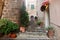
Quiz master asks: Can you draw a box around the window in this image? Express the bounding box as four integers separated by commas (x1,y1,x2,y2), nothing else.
31,4,34,9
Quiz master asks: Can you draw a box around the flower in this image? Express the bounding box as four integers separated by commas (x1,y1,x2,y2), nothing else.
40,1,49,12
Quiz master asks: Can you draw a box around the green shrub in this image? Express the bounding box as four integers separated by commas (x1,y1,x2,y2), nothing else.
0,19,7,28
20,4,29,27
0,18,19,35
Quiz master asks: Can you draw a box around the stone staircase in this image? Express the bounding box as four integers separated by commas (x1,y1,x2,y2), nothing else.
27,26,46,32
15,26,56,40
0,26,56,40
0,32,56,40
16,32,56,40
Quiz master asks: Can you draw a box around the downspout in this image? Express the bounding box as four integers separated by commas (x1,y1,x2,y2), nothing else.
45,1,50,28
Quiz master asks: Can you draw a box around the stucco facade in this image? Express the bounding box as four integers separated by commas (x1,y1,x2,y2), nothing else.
50,0,60,26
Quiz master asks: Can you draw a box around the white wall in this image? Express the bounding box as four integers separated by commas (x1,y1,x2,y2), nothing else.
36,0,44,20
50,0,60,26
26,0,37,20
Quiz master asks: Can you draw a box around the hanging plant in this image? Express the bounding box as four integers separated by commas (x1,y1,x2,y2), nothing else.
40,1,49,12
40,5,46,12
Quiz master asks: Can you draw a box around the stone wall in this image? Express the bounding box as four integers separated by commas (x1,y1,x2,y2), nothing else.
2,0,24,24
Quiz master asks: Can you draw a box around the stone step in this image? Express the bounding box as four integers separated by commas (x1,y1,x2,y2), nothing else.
0,38,57,40
27,26,46,32
16,32,56,40
18,32,46,35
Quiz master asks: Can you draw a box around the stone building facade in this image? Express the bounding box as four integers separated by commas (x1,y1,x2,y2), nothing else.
1,0,24,24
26,0,45,21
26,0,37,20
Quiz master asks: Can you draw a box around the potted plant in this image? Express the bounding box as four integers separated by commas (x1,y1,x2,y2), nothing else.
6,19,19,38
41,1,49,12
46,26,55,38
37,21,44,28
8,32,17,38
20,10,29,32
20,25,26,32
0,18,19,38
20,4,29,32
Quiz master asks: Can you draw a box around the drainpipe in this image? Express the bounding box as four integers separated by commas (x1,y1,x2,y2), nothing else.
44,0,50,28
44,10,49,28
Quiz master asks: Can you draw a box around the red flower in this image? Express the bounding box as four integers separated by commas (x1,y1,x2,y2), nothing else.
40,0,49,12
42,1,49,6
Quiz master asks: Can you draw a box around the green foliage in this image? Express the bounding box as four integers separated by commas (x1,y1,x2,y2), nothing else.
46,26,54,30
0,18,7,28
20,4,29,27
0,18,19,34
37,20,43,25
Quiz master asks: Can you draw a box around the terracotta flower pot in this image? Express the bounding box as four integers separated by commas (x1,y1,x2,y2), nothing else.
8,33,17,38
20,27,25,32
47,30,54,38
